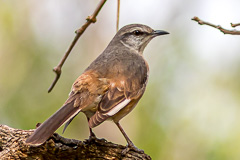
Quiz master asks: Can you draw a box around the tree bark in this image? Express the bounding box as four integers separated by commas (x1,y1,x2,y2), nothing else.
0,125,151,160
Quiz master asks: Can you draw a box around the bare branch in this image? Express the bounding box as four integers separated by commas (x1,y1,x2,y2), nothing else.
231,23,240,28
116,0,120,32
48,0,107,93
192,16,240,35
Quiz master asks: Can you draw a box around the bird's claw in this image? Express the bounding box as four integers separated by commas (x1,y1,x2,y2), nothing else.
88,134,97,142
122,144,144,155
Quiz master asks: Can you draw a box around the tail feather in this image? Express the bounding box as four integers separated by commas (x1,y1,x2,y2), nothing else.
26,100,80,145
62,112,79,134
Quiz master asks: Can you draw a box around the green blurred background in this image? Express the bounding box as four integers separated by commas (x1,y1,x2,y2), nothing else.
1,0,240,159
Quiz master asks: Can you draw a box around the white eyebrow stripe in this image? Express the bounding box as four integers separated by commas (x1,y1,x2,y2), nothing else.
106,99,131,116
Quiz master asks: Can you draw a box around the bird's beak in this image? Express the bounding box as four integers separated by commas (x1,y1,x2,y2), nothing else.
152,30,169,36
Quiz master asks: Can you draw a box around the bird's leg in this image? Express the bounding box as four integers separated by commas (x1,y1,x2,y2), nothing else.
115,122,144,154
89,127,96,140
87,117,97,141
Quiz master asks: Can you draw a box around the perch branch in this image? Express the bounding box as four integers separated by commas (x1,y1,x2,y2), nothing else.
192,16,240,35
48,0,107,93
0,125,151,159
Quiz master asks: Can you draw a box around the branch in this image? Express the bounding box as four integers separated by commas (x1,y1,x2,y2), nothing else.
0,125,151,159
231,23,240,28
192,16,240,35
116,0,120,32
48,0,107,93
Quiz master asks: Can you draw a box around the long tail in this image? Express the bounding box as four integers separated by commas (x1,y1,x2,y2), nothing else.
26,100,81,145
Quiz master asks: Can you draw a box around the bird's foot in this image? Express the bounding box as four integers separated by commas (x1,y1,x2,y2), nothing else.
88,134,97,142
85,134,108,146
87,127,98,142
122,143,144,155
87,132,106,142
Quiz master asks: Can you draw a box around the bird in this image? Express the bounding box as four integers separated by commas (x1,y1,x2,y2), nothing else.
26,24,169,152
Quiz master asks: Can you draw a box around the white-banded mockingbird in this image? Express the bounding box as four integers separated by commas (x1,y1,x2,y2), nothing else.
26,24,169,152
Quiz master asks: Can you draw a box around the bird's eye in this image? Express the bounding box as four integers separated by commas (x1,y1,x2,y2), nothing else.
133,30,143,36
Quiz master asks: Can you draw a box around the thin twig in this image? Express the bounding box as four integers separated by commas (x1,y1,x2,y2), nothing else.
48,0,107,93
192,16,240,35
231,23,240,28
116,0,120,32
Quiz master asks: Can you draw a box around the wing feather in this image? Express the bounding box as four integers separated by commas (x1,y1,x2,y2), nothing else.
88,79,145,128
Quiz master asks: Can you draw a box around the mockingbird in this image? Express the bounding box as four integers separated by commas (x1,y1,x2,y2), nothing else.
26,24,169,152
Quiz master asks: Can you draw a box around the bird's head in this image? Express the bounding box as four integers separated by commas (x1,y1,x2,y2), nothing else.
112,24,169,54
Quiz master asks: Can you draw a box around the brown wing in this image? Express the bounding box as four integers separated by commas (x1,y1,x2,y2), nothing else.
62,70,109,132
26,70,108,145
88,78,146,128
